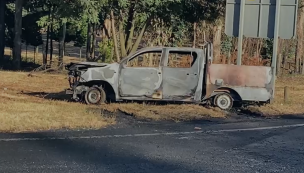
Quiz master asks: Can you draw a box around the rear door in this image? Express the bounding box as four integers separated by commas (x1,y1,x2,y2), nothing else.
161,48,200,100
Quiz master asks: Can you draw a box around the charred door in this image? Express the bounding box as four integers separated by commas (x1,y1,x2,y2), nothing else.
119,50,164,98
161,49,200,101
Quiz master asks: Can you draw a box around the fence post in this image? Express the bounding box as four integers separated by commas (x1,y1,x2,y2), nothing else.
80,47,82,60
284,86,289,103
277,54,282,76
227,50,231,65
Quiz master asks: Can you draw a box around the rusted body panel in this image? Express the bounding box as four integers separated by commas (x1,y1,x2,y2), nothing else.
205,64,273,101
208,64,272,88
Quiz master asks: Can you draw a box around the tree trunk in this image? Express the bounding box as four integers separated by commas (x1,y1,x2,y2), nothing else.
80,47,82,60
58,22,66,68
44,25,50,65
213,24,223,64
130,17,151,54
124,6,136,52
296,0,304,74
34,46,36,61
125,4,135,45
35,46,38,64
0,0,6,63
25,44,28,61
299,0,304,74
90,24,96,59
125,19,135,52
119,20,127,57
13,0,23,70
86,23,92,61
63,41,65,57
50,30,53,66
192,22,197,48
50,7,54,66
110,10,120,62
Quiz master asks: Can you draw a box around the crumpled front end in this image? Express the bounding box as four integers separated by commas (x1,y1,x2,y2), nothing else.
65,62,110,101
65,62,120,102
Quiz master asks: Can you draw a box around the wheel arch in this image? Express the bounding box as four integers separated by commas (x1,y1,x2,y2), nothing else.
212,87,242,102
82,80,116,101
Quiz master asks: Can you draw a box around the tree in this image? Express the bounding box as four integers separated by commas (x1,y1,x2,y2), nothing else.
74,25,87,60
296,0,304,74
104,0,184,61
179,0,225,62
13,0,23,69
58,21,66,68
21,11,43,58
0,0,6,63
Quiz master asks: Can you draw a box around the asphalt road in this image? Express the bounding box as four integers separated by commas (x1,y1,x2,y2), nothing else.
1,115,304,173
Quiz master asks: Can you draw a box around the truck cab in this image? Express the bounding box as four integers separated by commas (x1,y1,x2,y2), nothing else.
65,43,273,110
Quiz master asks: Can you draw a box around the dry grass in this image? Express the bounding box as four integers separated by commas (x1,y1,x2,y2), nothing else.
0,70,225,133
248,75,304,116
2,70,303,133
0,71,115,133
3,48,303,133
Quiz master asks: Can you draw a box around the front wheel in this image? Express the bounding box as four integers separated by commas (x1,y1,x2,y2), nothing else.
214,93,233,110
84,87,106,105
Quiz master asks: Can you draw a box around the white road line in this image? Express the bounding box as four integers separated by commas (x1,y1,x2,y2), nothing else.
1,123,304,142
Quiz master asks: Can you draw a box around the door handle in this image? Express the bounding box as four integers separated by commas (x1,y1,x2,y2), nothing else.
158,72,161,74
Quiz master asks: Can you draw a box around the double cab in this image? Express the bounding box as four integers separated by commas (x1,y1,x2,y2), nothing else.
65,43,273,110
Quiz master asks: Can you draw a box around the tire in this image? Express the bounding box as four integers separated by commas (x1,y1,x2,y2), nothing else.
214,93,233,110
84,87,106,105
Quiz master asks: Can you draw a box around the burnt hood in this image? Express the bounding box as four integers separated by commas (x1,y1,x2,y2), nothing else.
65,62,110,70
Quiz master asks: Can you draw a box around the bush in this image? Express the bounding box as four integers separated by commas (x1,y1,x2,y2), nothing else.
98,39,114,63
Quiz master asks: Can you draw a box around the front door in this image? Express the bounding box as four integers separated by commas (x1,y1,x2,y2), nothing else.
119,49,164,98
161,49,200,100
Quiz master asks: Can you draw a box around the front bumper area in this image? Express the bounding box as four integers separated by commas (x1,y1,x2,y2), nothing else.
65,85,90,102
66,88,74,95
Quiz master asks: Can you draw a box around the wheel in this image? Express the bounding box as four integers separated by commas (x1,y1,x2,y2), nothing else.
84,87,106,105
214,93,233,110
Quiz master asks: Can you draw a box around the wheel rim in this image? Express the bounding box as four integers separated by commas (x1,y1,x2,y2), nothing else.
87,89,101,104
216,94,232,110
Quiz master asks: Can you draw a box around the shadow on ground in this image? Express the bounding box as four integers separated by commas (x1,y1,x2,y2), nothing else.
7,132,203,172
23,90,304,124
24,91,72,102
23,90,209,106
0,55,41,71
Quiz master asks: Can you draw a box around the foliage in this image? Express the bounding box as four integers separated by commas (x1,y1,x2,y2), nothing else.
221,35,233,56
98,39,114,63
2,0,300,70
4,3,14,48
74,25,87,47
22,12,43,46
262,38,273,59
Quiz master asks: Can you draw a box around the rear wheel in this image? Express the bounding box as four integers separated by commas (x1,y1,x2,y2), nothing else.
85,87,106,105
214,93,233,110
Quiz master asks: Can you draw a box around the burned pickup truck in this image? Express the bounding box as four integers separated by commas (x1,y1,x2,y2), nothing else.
65,43,273,110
